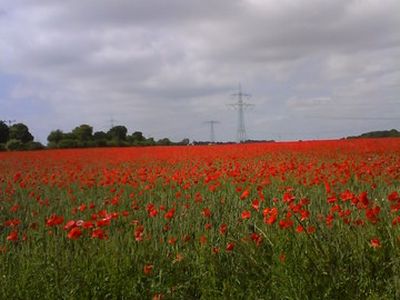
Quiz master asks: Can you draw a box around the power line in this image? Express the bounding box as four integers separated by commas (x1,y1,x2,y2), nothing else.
203,120,220,143
109,116,117,128
229,84,253,143
104,116,119,129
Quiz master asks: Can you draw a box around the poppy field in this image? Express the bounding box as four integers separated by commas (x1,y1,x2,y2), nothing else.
1,139,400,299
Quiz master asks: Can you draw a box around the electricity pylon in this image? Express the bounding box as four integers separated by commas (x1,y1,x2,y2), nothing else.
229,84,253,143
204,120,219,143
109,116,117,129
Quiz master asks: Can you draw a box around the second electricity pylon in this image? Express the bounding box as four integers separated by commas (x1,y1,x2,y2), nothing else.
229,84,253,143
204,120,219,143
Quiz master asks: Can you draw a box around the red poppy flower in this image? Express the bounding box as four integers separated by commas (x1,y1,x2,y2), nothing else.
370,238,381,249
6,231,18,242
240,189,250,200
250,233,262,246
153,293,163,300
279,218,293,229
67,227,82,240
202,207,212,218
199,235,207,245
96,218,111,227
82,221,94,229
92,228,107,240
226,242,235,251
388,191,400,202
251,199,260,211
168,237,177,245
64,220,76,230
241,210,251,220
219,223,228,235
279,252,286,263
164,208,175,220
143,264,153,275
46,215,64,227
307,226,316,234
135,226,145,242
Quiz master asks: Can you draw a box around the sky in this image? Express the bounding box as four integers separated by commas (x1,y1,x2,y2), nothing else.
0,0,399,143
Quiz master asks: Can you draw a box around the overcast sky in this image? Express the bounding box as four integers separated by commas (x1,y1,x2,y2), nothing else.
1,0,399,143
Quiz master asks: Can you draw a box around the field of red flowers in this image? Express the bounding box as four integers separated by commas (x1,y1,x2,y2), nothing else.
1,139,400,299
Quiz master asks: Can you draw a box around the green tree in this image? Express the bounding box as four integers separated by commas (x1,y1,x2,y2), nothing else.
9,123,34,143
107,126,127,141
72,124,93,142
131,131,145,142
0,121,9,143
93,131,109,147
179,138,190,145
58,139,78,148
47,130,64,146
143,137,156,146
157,138,172,146
128,131,146,145
93,131,108,141
62,132,76,140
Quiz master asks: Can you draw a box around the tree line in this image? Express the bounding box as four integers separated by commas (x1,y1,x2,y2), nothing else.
3,120,398,151
0,121,190,151
0,121,44,151
347,129,400,139
47,124,190,148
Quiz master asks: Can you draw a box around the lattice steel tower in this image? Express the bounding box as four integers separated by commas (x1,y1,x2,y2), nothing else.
204,120,219,143
230,84,252,143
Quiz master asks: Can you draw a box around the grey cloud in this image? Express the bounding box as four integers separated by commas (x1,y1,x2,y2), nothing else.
0,0,399,143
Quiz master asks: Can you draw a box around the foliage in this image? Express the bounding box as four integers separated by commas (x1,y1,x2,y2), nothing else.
9,123,34,143
47,124,182,149
131,131,145,142
107,126,127,141
58,139,78,148
47,130,64,145
72,124,93,142
178,138,190,145
348,129,400,139
0,121,9,144
1,122,40,151
25,141,45,151
157,137,172,145
5,139,24,150
93,131,108,141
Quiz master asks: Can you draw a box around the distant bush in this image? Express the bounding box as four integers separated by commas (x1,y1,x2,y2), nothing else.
0,143,5,151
